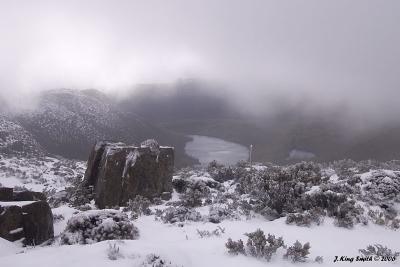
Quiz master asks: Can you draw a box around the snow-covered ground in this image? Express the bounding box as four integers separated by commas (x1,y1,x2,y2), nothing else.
0,157,399,266
0,155,85,192
0,216,400,267
1,210,398,267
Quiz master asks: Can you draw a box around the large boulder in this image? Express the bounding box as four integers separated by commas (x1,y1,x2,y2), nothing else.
0,188,54,245
21,201,54,245
83,140,174,209
13,191,46,201
0,187,13,201
0,205,24,241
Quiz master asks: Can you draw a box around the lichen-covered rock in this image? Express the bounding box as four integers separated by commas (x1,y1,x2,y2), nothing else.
83,140,174,209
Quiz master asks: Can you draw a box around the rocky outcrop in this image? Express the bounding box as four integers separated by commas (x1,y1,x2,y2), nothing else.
0,187,13,201
20,201,54,245
0,188,54,245
12,191,46,201
83,140,174,209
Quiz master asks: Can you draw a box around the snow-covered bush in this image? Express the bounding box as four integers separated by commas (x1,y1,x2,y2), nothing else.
172,177,188,193
65,175,92,207
181,180,210,207
226,238,245,255
286,209,324,226
298,190,346,214
315,256,324,264
46,190,69,208
287,161,322,186
197,226,225,238
141,254,179,267
208,205,238,223
283,240,311,263
123,195,152,218
236,162,322,219
226,229,285,261
333,200,365,228
363,170,400,203
53,213,65,222
246,230,285,261
107,242,124,260
157,206,202,224
359,244,399,258
207,160,234,182
60,210,139,244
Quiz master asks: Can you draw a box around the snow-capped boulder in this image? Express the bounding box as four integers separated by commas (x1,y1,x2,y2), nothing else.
0,191,54,245
0,187,54,245
83,140,174,209
0,205,24,241
20,201,54,245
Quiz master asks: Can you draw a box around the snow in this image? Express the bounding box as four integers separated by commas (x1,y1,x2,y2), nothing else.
1,157,400,266
0,155,85,192
0,201,35,207
0,237,21,257
0,214,399,267
305,186,321,195
122,150,140,178
9,228,23,234
329,174,340,183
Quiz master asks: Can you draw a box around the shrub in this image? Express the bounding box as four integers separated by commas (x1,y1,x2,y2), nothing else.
287,161,322,186
334,200,365,228
141,254,179,267
197,226,225,238
65,175,92,207
158,207,202,224
315,256,324,264
226,229,285,261
363,170,400,203
207,160,234,182
172,177,188,193
226,238,245,255
246,230,285,261
208,205,232,223
359,244,400,258
60,210,139,244
181,180,210,207
123,195,152,218
53,213,65,222
286,209,324,226
107,242,124,260
283,240,311,263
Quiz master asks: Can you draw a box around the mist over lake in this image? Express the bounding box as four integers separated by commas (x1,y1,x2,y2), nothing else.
185,135,249,165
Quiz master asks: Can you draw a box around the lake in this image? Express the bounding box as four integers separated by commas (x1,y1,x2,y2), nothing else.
185,135,249,166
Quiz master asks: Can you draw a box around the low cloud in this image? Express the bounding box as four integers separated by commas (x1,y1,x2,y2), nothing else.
1,0,399,127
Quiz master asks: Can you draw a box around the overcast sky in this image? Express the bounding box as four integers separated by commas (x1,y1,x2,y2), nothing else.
1,0,399,123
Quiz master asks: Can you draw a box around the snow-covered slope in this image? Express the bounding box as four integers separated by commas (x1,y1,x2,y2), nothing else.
0,160,399,267
9,89,195,166
0,115,44,156
0,155,85,192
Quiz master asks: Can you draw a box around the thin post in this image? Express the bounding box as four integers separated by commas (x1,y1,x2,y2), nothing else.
249,144,253,168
